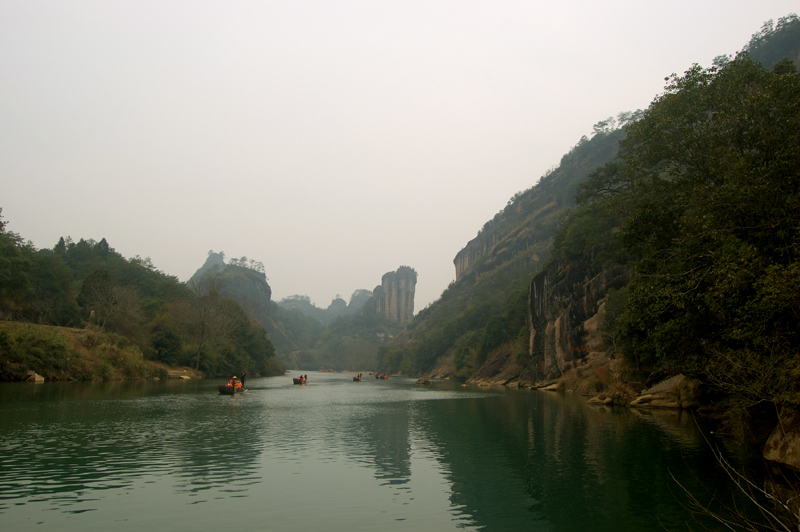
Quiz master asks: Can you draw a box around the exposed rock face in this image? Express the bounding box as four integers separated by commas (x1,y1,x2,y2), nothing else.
763,407,800,471
453,225,545,283
462,254,632,388
454,230,503,281
469,349,525,387
629,375,701,409
528,255,632,380
373,266,417,325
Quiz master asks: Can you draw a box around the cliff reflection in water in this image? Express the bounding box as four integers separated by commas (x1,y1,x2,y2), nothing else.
361,403,413,485
0,375,748,531
408,388,722,532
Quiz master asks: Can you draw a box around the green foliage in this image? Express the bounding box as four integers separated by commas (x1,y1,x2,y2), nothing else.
2,327,72,372
552,200,628,267
29,250,81,326
0,211,32,317
149,315,183,366
0,324,160,382
597,55,800,407
600,287,627,361
743,13,800,70
0,215,282,380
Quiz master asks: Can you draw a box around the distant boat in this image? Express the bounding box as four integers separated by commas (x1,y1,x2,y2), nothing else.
353,375,362,382
293,376,307,385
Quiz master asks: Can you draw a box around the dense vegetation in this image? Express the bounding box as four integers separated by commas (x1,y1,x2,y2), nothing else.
544,15,800,438
566,52,800,411
0,220,283,380
379,14,800,411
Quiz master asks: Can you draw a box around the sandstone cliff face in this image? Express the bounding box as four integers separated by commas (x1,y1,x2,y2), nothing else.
763,407,800,471
453,215,548,283
373,266,417,326
464,255,632,388
528,257,632,381
454,230,503,281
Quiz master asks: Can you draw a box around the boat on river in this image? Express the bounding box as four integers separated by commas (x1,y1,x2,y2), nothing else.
353,374,362,381
218,376,245,395
293,376,307,385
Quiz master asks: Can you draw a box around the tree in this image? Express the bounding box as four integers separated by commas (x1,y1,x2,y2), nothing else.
29,250,80,326
744,14,800,70
0,216,31,318
78,269,142,334
606,56,800,408
150,315,183,366
186,273,239,371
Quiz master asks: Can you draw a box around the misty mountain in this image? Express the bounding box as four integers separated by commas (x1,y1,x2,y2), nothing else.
277,290,372,325
188,252,419,371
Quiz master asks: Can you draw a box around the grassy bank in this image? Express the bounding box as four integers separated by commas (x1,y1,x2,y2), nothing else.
0,321,198,382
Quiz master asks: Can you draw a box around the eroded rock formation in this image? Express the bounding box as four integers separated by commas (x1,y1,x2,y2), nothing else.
528,255,632,380
453,226,545,283
454,230,503,281
373,266,417,326
763,407,800,470
464,254,632,388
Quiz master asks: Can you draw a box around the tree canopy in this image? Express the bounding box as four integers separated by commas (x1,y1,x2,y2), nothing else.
575,54,800,408
0,215,282,380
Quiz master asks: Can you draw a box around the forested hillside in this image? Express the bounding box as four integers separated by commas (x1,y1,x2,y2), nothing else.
0,221,283,380
378,12,800,417
377,120,630,378
567,51,800,409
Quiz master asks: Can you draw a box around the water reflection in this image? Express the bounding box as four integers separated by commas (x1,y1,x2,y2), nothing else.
0,375,749,531
0,380,267,513
408,388,723,531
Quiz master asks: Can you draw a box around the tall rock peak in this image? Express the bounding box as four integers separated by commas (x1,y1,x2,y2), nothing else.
373,266,417,325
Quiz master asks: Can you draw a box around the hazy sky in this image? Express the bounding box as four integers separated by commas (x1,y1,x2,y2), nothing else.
1,1,796,311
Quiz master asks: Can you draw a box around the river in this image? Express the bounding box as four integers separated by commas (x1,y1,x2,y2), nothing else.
0,371,758,531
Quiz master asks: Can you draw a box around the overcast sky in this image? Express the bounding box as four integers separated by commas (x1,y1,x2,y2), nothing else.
1,1,796,311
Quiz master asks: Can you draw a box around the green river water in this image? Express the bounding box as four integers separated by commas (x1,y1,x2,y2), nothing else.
0,372,760,531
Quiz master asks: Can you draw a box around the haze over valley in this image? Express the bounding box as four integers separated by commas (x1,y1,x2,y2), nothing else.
2,0,796,310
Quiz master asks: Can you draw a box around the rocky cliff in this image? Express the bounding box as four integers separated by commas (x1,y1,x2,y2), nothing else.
379,129,626,378
451,130,625,285
528,256,632,381
464,254,632,388
187,252,309,353
454,229,503,282
452,200,553,283
373,266,417,325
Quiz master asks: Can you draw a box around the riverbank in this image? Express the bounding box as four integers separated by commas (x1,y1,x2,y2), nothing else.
0,321,200,383
463,344,800,491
